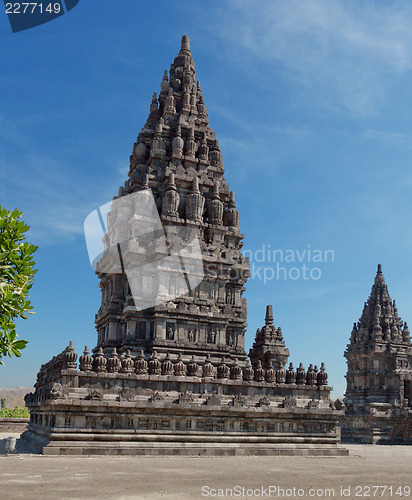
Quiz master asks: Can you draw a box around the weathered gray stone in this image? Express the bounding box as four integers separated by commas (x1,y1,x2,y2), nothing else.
343,264,412,444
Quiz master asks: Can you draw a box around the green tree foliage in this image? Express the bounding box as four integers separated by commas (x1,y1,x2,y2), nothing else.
0,206,37,365
0,406,30,418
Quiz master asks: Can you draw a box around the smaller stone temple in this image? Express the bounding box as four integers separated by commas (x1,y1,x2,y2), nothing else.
249,305,289,370
342,264,412,443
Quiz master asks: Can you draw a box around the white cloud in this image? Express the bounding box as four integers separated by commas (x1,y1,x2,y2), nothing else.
211,0,412,116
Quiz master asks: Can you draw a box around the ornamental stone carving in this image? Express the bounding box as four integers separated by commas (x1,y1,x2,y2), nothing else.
79,346,93,371
135,350,148,374
198,133,209,161
187,355,199,377
286,363,297,384
230,358,242,380
172,125,184,157
149,351,161,375
202,355,214,378
107,348,121,373
276,367,286,384
243,359,254,382
93,347,107,372
210,139,222,166
162,173,179,217
296,363,306,385
120,350,134,373
185,177,204,222
208,183,223,225
306,364,317,385
174,353,186,376
317,362,328,386
223,191,240,232
178,391,195,404
265,362,276,383
217,359,230,379
254,361,265,382
64,341,77,369
283,395,297,409
161,353,174,375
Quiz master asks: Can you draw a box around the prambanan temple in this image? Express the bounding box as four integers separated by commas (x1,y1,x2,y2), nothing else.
22,35,360,456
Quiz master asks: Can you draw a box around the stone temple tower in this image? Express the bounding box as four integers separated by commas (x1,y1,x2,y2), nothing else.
23,36,347,456
343,265,412,443
94,35,250,364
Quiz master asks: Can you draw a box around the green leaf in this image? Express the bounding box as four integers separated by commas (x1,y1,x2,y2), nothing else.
0,205,36,365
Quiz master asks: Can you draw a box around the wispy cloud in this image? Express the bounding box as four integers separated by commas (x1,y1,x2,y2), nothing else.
210,103,313,138
209,0,412,116
363,129,412,146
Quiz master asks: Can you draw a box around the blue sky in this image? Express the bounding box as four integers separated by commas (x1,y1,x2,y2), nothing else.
2,0,412,397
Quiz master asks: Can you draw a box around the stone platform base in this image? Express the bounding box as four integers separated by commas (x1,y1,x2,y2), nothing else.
341,412,412,445
0,418,29,433
24,359,347,457
22,429,348,456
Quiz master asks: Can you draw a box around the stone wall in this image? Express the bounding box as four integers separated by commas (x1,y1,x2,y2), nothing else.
0,418,29,433
22,343,347,456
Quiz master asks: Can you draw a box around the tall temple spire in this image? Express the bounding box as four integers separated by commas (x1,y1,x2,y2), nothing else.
96,35,250,365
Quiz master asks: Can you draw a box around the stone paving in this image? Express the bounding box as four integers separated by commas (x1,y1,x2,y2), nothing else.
1,434,411,499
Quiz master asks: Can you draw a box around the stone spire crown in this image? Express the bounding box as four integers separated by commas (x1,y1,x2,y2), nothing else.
350,264,410,346
357,264,403,341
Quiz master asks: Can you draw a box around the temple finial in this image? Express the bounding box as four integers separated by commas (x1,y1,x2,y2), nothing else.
265,305,273,325
180,34,191,56
377,264,382,274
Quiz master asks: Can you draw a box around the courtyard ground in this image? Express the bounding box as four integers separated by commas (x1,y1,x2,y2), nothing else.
0,433,411,499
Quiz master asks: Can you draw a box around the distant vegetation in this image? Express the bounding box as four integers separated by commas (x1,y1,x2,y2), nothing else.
0,387,31,409
0,389,30,418
0,406,29,418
